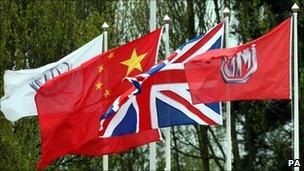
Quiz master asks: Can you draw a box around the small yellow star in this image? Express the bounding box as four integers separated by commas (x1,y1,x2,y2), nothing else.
104,89,110,97
120,49,147,76
95,81,103,90
98,64,104,73
107,52,115,60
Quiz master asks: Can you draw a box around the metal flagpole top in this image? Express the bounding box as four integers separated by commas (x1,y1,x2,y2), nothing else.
223,7,230,16
292,3,300,12
163,15,171,23
102,22,109,30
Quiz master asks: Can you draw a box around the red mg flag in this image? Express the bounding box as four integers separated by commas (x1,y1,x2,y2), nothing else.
35,29,162,169
185,18,291,104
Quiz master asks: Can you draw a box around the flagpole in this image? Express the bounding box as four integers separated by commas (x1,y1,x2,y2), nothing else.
291,3,300,171
102,22,109,171
149,0,157,170
223,7,232,171
163,14,171,171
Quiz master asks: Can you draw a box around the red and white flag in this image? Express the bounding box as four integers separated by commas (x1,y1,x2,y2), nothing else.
185,18,291,104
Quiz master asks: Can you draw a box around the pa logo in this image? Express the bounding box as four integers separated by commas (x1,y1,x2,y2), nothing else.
221,44,257,84
288,159,301,167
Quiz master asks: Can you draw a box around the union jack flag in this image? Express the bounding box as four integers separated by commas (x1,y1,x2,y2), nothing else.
99,23,224,138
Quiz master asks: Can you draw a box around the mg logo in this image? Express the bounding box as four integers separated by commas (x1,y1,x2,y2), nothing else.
220,44,257,84
29,62,70,91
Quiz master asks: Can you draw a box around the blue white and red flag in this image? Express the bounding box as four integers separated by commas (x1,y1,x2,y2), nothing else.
99,23,224,138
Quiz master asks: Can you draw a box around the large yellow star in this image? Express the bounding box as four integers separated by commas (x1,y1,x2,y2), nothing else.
120,49,147,76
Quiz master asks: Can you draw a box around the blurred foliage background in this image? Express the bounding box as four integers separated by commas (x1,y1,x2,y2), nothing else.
0,0,303,170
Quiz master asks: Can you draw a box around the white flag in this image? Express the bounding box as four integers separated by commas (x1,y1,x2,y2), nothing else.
1,34,103,122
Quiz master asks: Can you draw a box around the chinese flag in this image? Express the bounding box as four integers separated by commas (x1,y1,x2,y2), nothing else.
35,28,162,169
185,18,291,104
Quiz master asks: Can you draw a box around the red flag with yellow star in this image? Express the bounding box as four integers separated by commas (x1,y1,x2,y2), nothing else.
35,28,162,169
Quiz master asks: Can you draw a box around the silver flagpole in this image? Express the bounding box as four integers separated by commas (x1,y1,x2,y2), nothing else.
149,0,157,171
102,22,109,171
223,7,232,171
291,3,300,171
163,15,171,171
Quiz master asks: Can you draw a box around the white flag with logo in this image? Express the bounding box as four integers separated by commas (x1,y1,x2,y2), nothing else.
1,34,103,122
